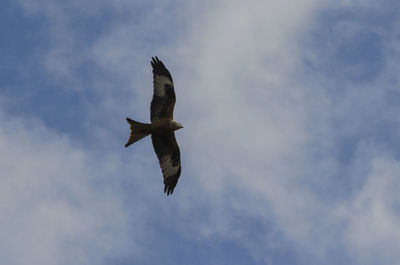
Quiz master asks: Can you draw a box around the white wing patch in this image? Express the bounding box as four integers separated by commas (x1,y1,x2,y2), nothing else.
160,154,180,177
154,75,173,97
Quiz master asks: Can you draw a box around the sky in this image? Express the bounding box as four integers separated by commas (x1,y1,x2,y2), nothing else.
1,0,400,264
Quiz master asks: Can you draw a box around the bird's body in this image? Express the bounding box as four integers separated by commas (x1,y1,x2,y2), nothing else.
125,57,183,195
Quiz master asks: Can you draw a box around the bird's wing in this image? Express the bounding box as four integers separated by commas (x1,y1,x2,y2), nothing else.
151,132,181,195
150,57,176,123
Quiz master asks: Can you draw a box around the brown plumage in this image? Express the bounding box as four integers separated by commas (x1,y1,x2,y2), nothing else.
125,57,183,195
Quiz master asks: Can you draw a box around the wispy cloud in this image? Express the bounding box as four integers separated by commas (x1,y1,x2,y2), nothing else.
0,112,137,264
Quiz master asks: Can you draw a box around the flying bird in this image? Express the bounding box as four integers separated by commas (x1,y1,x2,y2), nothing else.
125,57,183,195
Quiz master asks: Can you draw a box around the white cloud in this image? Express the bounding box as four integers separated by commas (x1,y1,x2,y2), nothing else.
335,157,400,264
167,0,400,263
0,112,137,265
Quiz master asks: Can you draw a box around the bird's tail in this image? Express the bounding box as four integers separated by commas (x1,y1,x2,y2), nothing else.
125,118,152,147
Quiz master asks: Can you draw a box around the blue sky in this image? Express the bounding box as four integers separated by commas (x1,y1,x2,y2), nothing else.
1,0,400,264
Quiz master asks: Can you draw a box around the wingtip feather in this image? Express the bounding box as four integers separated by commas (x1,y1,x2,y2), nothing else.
163,184,175,196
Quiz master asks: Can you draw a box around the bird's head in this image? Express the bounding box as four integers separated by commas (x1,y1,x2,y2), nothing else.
170,120,184,131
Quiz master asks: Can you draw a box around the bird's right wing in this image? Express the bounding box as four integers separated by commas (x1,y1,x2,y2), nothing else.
151,131,181,195
150,57,176,122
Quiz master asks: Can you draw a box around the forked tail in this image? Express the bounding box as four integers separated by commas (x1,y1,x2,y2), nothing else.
125,118,152,147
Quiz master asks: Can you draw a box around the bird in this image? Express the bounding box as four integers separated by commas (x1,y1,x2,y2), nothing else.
125,57,183,195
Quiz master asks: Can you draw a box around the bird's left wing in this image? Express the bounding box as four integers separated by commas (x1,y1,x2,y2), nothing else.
150,57,176,122
151,132,181,195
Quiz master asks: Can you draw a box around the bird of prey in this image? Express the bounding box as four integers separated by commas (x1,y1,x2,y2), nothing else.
125,57,183,195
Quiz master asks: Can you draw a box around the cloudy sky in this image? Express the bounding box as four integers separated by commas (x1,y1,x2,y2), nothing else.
1,0,400,264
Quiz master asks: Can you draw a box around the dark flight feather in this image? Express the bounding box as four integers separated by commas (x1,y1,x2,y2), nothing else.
151,56,173,82
151,132,181,195
150,57,176,122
